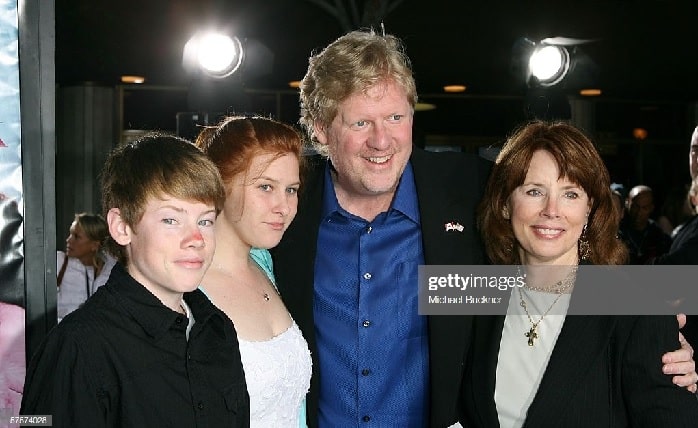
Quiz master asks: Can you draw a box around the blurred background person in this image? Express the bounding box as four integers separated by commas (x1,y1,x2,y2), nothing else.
654,168,698,351
657,184,693,237
619,185,671,264
57,212,116,321
461,120,698,428
689,125,697,181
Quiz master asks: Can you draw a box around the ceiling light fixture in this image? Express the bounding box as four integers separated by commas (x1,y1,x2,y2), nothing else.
121,75,145,84
579,88,602,96
443,85,466,93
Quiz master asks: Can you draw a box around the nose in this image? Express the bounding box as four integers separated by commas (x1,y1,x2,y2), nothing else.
182,223,205,249
541,196,560,218
367,122,390,151
273,192,291,217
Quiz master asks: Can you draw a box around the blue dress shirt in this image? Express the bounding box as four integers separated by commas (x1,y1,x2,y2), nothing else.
314,162,428,427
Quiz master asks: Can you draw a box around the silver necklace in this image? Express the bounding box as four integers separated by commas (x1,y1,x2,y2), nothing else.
517,265,577,346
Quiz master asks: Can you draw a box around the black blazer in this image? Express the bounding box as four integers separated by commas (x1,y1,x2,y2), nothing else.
461,313,698,427
272,147,490,428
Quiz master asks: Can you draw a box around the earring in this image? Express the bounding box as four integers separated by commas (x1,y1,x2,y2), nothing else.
502,206,510,220
578,223,591,261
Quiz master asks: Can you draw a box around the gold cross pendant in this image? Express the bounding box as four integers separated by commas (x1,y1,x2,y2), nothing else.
525,326,538,346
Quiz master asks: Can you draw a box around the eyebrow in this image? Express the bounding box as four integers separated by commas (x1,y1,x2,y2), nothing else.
157,205,216,216
254,175,301,186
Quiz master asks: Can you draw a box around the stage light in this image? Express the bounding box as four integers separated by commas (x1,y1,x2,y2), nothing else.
183,31,244,79
511,37,598,90
528,45,570,87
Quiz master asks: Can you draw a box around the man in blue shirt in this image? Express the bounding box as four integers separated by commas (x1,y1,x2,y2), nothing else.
272,30,697,428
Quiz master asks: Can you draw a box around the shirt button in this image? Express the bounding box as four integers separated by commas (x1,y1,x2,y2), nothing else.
367,226,372,234
361,368,370,376
362,415,371,422
197,401,204,410
175,317,184,324
362,320,371,328
363,272,372,280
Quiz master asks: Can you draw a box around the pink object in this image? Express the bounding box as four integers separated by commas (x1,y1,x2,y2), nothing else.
0,302,25,417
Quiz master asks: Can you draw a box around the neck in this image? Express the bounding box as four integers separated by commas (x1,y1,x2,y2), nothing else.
519,253,579,291
333,185,395,222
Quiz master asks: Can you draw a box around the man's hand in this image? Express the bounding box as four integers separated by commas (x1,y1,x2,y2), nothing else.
662,313,697,393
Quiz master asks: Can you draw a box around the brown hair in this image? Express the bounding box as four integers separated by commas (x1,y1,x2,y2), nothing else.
195,115,304,190
100,133,225,264
299,29,417,156
478,120,627,265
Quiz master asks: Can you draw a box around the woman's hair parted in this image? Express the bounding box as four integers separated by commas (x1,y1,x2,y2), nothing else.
478,120,627,265
195,115,304,189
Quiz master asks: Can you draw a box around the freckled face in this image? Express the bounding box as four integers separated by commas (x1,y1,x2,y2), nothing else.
508,150,591,266
315,79,413,201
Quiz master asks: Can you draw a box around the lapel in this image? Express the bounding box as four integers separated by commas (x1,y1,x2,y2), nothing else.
469,315,507,427
410,147,487,266
470,315,617,428
523,316,617,427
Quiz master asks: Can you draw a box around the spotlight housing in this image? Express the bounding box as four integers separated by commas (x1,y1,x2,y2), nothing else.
511,36,599,90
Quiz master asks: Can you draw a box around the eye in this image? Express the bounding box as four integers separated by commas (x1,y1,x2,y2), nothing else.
525,188,543,197
198,218,215,227
564,191,580,199
286,186,299,195
259,184,273,192
388,114,403,122
162,218,176,225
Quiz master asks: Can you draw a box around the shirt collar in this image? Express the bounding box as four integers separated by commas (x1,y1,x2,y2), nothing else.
106,263,228,341
320,160,421,224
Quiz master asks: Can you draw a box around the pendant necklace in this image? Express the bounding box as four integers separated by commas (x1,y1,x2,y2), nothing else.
517,265,577,346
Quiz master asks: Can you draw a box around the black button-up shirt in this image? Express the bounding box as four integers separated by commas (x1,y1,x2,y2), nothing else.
21,263,249,428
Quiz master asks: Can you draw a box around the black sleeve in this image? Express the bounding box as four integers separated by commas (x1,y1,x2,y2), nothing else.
623,316,698,427
20,324,107,428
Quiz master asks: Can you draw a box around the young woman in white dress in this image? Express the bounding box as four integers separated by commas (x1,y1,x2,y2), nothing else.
195,116,312,428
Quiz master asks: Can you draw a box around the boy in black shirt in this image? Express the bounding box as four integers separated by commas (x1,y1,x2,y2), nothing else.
21,134,250,427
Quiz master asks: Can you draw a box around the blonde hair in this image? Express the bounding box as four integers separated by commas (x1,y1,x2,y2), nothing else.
299,29,417,156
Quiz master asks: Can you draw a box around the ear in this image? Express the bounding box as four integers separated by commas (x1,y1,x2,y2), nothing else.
313,121,329,146
107,208,132,246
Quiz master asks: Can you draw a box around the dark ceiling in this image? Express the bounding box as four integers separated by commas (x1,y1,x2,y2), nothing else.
55,0,698,146
56,0,698,99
